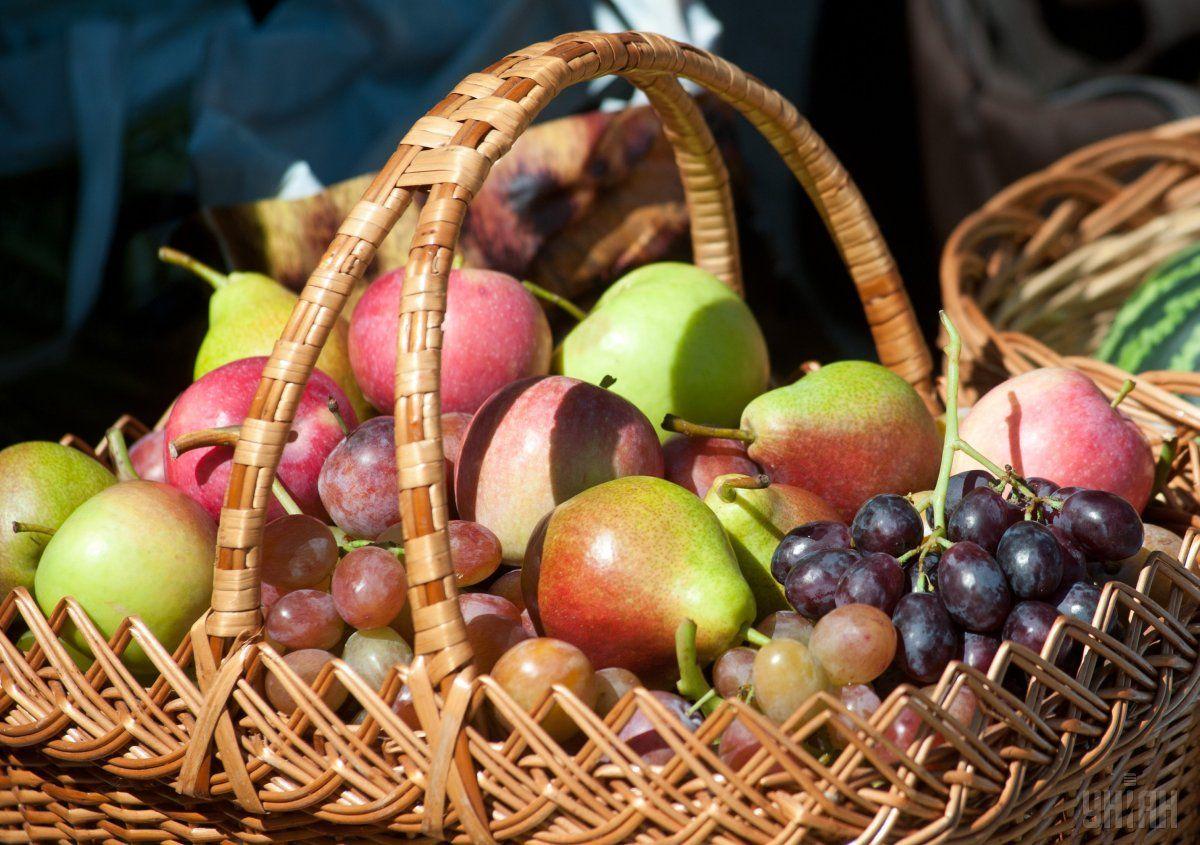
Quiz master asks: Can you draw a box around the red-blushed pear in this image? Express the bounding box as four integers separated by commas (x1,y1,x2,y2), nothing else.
348,266,551,414
667,361,941,521
663,435,759,498
33,480,216,676
703,474,839,617
523,475,755,679
954,368,1154,510
164,357,357,521
455,375,663,563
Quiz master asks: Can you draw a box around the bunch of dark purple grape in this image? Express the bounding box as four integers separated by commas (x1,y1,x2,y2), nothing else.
770,469,1144,685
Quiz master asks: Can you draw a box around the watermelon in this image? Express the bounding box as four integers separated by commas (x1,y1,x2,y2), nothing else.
1097,242,1200,374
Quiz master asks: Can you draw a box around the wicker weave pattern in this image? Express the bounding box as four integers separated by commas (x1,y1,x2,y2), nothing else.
1,32,1198,844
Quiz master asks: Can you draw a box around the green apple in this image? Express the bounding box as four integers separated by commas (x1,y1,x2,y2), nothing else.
34,480,216,675
0,442,115,594
704,474,839,616
555,262,769,442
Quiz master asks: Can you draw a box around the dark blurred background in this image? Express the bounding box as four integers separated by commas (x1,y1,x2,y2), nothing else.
4,0,1200,445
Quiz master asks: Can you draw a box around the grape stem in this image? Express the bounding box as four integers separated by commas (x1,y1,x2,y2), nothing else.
675,619,721,716
744,627,771,647
105,426,140,482
169,425,302,516
521,281,587,322
661,414,755,443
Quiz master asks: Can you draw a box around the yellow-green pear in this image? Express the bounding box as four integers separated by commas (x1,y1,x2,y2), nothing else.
160,247,369,420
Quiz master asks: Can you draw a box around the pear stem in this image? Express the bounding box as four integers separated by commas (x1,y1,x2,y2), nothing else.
521,281,587,322
715,473,772,503
675,619,721,716
158,246,229,289
744,627,771,648
327,397,351,437
105,426,140,482
1153,436,1177,499
169,425,302,515
12,522,55,537
661,414,755,443
1111,378,1135,409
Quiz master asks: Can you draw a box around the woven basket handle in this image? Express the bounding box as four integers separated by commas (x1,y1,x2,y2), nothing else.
209,22,928,725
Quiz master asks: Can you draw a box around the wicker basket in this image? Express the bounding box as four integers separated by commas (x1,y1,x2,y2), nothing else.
942,119,1200,533
5,31,1200,844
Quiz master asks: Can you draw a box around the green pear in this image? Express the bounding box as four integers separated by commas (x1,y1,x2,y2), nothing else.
15,629,93,670
703,474,839,617
160,247,369,420
34,480,216,676
555,262,769,442
0,442,115,594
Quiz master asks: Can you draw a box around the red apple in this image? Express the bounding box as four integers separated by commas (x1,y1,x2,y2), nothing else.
455,375,663,563
663,435,759,498
165,357,356,521
954,368,1154,510
348,267,552,414
129,430,166,482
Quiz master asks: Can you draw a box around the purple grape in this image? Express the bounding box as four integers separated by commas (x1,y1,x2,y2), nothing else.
834,552,905,614
1045,486,1084,525
1048,525,1088,582
1058,490,1144,560
946,469,996,513
851,494,923,557
947,487,1021,553
1002,601,1059,655
996,521,1063,599
892,592,961,684
771,521,852,584
1055,582,1100,625
963,631,1001,673
784,548,859,618
906,552,940,592
938,541,1012,632
616,690,702,765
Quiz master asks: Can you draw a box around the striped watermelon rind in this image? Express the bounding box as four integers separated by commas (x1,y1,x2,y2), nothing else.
1096,242,1200,374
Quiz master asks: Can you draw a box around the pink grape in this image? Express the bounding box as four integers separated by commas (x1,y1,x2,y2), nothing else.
262,514,339,589
756,610,814,644
317,415,398,539
719,717,762,769
265,648,347,715
615,690,701,766
809,604,897,685
713,647,756,698
830,683,882,747
448,519,502,586
594,666,641,716
392,684,420,729
458,593,528,673
266,589,344,650
261,581,285,613
492,638,597,741
489,569,525,611
331,546,408,629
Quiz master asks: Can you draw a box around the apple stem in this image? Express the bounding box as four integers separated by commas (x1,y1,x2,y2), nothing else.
169,425,302,516
521,281,587,322
1111,378,1135,409
158,246,229,290
12,521,56,537
105,426,140,482
715,473,771,503
675,618,721,716
744,627,771,648
661,414,755,443
326,397,351,437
